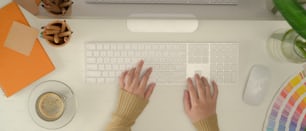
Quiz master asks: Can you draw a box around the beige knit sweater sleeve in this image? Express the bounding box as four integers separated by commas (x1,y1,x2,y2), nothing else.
105,89,148,131
193,114,220,131
105,89,219,131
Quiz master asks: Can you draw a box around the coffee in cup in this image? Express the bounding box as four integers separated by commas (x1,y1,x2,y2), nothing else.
36,92,65,121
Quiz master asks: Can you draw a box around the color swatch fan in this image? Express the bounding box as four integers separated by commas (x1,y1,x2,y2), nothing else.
264,71,306,131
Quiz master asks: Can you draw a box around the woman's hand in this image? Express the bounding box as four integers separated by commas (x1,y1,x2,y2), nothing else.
184,74,219,123
119,60,156,100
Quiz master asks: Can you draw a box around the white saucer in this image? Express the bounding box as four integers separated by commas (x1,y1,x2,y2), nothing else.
28,80,76,129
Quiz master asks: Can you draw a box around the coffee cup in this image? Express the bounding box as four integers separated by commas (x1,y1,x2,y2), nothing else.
36,92,65,121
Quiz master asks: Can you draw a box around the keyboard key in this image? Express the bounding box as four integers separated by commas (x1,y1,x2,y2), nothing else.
102,71,108,77
106,78,115,82
93,51,99,56
98,64,105,70
86,78,97,83
97,78,105,83
100,51,106,56
86,51,93,57
97,58,103,63
97,44,103,50
86,44,96,50
104,44,110,50
87,58,96,63
104,58,110,63
109,71,115,77
107,51,113,56
87,64,98,70
87,71,101,77
105,64,112,70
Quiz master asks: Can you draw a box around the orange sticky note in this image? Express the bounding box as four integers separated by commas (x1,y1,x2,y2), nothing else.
0,2,55,97
4,21,39,56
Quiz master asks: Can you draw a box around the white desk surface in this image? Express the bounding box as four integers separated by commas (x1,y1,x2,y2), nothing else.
0,1,303,131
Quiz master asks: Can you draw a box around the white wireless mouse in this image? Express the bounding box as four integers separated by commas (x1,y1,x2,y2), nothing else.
243,65,271,105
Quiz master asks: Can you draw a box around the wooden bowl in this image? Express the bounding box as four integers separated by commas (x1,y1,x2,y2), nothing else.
41,0,73,16
42,20,72,47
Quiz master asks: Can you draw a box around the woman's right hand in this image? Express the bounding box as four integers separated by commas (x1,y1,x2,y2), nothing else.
183,74,219,123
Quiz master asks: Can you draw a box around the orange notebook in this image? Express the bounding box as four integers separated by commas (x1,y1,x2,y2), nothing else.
0,2,55,97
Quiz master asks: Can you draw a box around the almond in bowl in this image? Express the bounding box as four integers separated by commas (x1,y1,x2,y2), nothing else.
41,0,73,16
42,20,72,47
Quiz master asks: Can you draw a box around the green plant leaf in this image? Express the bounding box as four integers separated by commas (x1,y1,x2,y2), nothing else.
295,39,306,58
274,0,306,39
296,46,306,58
295,40,306,48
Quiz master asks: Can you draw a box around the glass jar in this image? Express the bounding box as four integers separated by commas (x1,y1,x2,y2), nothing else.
267,29,306,63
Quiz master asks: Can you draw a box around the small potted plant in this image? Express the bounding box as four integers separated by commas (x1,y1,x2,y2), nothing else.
267,0,306,63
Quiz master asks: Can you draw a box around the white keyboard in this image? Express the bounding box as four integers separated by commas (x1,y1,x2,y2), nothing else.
86,0,239,5
85,42,239,85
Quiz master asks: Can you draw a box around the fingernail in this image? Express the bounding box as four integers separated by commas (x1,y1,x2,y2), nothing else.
194,74,199,78
201,76,205,80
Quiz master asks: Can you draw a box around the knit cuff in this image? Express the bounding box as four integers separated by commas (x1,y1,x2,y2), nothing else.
193,114,219,131
113,89,149,122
